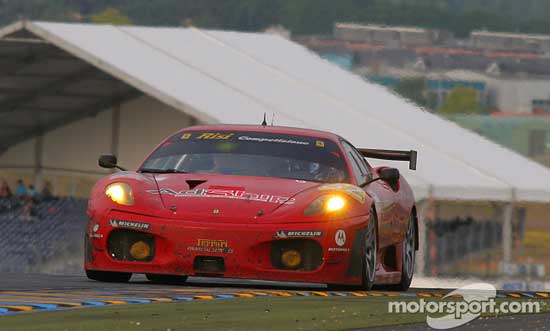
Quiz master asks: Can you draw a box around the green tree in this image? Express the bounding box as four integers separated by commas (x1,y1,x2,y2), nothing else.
90,7,132,25
439,87,483,114
393,78,428,108
3,0,550,37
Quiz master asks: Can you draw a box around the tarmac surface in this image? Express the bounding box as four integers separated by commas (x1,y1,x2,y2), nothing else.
0,272,325,291
1,272,549,331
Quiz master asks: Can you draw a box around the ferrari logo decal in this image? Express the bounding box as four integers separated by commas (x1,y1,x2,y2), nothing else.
197,239,228,248
188,239,234,254
318,183,367,204
316,140,325,147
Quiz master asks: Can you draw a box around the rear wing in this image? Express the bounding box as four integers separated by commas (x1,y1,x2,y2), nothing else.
357,148,417,170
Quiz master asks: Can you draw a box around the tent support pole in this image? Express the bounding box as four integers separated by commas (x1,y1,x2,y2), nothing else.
33,133,43,190
416,200,428,277
502,201,513,264
415,188,434,277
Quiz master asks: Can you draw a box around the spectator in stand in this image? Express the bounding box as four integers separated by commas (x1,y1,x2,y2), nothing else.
20,196,36,222
28,184,40,201
41,181,55,201
14,179,27,198
0,180,12,198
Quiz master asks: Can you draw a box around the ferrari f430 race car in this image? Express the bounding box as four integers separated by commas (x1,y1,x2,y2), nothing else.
85,125,418,290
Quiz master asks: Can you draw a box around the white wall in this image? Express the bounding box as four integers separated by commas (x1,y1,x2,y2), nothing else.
118,96,196,169
0,137,36,168
42,108,114,173
0,95,197,196
489,79,550,114
444,70,550,114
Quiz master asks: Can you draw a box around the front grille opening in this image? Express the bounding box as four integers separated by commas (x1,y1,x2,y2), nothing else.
194,256,226,273
271,239,323,271
107,229,155,262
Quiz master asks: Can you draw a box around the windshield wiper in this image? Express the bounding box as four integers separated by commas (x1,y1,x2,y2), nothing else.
139,168,188,174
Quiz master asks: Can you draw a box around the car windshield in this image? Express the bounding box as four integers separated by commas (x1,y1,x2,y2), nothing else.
140,130,350,183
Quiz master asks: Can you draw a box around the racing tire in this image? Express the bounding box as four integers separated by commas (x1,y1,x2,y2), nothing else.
326,210,377,291
146,274,188,285
360,211,378,290
85,269,132,283
379,213,416,292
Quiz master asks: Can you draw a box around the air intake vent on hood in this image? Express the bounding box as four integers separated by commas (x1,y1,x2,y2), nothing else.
187,179,207,189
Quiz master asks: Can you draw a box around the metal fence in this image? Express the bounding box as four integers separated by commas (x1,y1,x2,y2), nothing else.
424,218,503,276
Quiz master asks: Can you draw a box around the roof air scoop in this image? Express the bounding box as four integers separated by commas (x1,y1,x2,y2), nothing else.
186,180,207,189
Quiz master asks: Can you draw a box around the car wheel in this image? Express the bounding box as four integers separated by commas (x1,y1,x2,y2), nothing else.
361,211,377,290
85,269,132,283
398,213,416,291
381,213,416,292
146,274,188,285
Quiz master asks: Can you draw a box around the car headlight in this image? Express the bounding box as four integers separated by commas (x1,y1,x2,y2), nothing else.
105,182,134,206
304,195,346,216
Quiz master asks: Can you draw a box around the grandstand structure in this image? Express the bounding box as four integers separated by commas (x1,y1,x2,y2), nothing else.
1,21,550,276
0,198,87,274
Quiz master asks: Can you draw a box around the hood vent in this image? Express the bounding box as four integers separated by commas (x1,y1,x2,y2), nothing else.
186,179,207,189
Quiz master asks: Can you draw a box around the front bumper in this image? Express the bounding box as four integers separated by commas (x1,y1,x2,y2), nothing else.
85,210,368,285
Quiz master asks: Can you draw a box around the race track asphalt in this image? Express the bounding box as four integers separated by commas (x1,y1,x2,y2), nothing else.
0,272,327,291
0,272,453,292
1,273,549,331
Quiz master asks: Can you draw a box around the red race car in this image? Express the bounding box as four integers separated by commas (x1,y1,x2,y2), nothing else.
85,125,418,290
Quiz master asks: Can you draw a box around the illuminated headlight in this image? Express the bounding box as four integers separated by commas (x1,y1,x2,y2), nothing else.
326,196,345,212
105,182,134,206
304,195,346,216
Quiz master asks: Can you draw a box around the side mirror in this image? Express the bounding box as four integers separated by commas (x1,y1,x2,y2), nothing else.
99,154,121,170
379,167,400,189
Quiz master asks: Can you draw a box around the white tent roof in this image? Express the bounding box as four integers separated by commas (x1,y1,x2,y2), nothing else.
6,21,550,202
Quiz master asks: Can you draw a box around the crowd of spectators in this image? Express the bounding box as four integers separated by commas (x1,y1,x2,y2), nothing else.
0,180,12,198
1,179,88,274
0,179,57,220
1,179,55,200
0,196,88,274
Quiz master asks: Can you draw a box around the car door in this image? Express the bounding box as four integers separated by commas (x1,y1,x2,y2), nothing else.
342,141,397,248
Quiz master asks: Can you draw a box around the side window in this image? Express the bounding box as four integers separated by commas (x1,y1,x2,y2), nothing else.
342,141,368,184
351,148,372,180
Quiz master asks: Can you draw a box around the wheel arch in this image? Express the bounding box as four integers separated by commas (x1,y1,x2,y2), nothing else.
346,203,378,278
370,202,380,249
411,205,419,250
